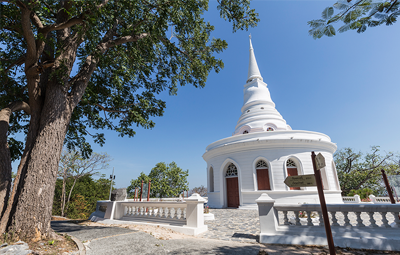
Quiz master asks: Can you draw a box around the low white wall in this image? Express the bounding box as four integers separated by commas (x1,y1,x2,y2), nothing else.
256,193,400,251
89,194,208,236
343,194,400,204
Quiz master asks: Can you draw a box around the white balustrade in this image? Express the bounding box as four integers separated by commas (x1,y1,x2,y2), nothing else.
343,194,400,204
256,193,400,251
274,203,400,228
92,193,207,236
121,201,187,223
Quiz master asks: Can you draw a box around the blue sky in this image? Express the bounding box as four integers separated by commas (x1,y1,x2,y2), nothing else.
12,0,400,190
103,0,400,190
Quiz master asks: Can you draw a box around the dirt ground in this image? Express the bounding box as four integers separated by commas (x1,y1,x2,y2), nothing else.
2,216,394,255
80,220,400,255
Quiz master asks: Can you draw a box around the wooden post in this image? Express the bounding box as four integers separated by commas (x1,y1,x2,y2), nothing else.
140,180,143,202
147,180,151,201
312,152,336,255
381,169,396,204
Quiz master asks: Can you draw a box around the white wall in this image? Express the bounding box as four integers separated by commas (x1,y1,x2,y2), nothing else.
205,135,342,208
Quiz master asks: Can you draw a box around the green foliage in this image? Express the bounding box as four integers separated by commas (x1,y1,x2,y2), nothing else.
53,175,110,219
334,146,400,196
127,162,189,198
348,187,374,199
309,0,400,39
0,0,259,159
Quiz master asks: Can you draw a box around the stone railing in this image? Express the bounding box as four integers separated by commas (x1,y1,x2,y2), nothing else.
90,193,207,236
122,201,187,223
256,193,400,251
342,194,400,204
342,195,361,203
275,203,399,228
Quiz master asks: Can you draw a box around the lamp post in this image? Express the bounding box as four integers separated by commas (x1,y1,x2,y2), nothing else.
108,168,115,201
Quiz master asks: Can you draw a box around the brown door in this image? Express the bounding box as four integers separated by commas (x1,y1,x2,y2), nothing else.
226,177,239,208
287,168,300,190
257,169,271,190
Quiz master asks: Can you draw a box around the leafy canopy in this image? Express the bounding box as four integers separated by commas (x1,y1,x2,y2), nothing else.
334,146,400,196
308,0,400,39
0,0,259,158
127,161,189,198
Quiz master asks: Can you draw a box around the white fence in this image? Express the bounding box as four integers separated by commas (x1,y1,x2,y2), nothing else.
342,194,399,204
90,193,207,236
257,193,400,251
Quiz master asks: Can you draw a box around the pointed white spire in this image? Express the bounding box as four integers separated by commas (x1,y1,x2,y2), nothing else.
247,35,263,83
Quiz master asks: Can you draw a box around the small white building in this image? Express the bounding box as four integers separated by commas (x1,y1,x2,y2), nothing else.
203,37,342,209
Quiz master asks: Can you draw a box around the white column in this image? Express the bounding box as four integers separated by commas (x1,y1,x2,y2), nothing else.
185,193,205,229
256,193,278,236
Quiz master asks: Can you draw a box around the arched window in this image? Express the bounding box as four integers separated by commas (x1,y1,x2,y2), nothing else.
256,160,271,190
243,130,249,134
225,163,238,177
286,159,300,190
209,167,214,192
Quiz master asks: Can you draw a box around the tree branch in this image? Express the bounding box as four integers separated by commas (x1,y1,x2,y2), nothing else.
102,33,150,51
30,11,44,29
41,17,83,33
5,55,26,73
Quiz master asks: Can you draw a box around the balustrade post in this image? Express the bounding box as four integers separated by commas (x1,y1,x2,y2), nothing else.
256,193,279,235
283,211,289,225
393,211,400,227
381,212,390,228
318,211,324,226
331,211,339,226
368,212,378,227
306,211,313,226
354,195,361,203
185,193,206,229
343,211,351,226
294,211,301,226
369,194,377,204
355,212,364,227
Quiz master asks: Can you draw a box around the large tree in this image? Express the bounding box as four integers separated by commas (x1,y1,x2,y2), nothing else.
334,146,400,195
0,0,259,240
308,0,400,39
127,161,189,198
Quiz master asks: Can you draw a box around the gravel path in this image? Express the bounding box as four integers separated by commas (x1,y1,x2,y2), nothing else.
49,209,399,255
51,221,261,255
199,209,397,243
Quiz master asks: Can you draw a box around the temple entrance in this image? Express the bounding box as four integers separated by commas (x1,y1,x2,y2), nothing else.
226,177,239,208
225,163,239,208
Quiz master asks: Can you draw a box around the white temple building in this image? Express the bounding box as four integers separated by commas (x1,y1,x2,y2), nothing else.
203,37,343,208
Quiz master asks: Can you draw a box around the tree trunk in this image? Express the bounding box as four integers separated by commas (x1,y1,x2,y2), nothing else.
65,177,78,215
0,102,31,219
61,169,67,217
0,109,12,218
1,85,72,241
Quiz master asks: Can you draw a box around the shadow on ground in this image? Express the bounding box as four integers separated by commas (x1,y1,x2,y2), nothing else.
232,233,259,242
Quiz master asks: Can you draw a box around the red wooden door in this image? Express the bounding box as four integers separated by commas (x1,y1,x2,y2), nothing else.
226,177,239,208
287,168,300,190
257,169,271,190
